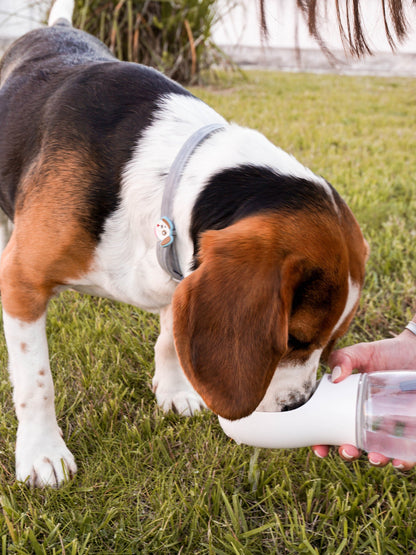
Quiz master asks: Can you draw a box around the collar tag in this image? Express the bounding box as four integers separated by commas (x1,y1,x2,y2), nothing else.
155,217,175,248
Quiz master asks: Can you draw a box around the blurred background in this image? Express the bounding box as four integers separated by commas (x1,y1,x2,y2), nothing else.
1,0,416,78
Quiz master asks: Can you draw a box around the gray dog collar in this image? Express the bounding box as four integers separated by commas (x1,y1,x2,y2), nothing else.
155,123,226,282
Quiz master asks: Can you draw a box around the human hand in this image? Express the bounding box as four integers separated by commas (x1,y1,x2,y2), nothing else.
312,328,416,470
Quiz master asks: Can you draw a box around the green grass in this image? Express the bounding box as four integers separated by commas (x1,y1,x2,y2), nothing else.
1,70,416,553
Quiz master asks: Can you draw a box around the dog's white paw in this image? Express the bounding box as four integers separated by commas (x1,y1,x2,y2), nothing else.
16,426,77,487
153,381,207,416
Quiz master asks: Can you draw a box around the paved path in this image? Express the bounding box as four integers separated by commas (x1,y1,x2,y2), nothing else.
222,45,416,78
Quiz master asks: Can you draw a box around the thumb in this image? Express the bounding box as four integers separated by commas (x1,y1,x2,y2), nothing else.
328,343,372,382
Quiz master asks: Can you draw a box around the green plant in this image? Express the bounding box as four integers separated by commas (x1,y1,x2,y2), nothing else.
73,0,227,83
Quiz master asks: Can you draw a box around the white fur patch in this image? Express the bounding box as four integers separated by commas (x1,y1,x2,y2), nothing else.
257,349,323,412
334,276,360,333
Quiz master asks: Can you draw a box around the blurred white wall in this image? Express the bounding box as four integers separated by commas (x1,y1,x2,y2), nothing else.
0,0,45,38
213,0,416,53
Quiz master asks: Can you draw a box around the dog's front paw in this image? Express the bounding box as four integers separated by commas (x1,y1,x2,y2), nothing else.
16,426,77,487
153,381,207,416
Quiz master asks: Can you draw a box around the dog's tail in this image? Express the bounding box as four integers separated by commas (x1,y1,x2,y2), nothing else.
48,0,75,27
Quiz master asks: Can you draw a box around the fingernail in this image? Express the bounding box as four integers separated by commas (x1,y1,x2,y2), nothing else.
341,448,354,460
393,462,405,470
332,366,342,382
368,456,382,466
313,449,325,459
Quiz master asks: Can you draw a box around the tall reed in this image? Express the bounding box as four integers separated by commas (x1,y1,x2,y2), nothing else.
73,0,226,83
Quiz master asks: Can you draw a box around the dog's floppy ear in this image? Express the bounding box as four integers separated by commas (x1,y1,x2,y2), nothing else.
172,217,303,420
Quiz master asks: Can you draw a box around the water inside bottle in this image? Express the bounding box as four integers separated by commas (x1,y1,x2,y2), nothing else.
360,372,416,461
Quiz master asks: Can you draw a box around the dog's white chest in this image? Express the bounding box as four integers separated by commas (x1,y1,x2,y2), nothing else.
68,236,177,312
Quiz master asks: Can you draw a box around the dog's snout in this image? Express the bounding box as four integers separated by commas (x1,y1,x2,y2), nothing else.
280,397,308,412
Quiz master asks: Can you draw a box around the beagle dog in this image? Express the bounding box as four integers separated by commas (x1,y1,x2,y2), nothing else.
0,0,368,487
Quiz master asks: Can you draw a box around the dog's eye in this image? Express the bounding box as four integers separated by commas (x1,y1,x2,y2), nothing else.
288,334,311,351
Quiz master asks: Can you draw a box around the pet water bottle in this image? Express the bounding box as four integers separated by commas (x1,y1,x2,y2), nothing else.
218,371,416,462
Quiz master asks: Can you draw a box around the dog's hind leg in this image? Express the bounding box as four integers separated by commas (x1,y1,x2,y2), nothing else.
0,231,78,487
0,161,95,486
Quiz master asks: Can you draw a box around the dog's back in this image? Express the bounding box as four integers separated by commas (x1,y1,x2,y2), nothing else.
0,2,191,224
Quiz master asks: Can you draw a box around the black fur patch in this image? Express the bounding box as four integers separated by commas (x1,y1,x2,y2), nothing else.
190,165,340,263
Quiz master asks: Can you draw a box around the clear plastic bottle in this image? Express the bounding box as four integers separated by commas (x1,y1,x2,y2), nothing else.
357,371,416,461
219,371,416,462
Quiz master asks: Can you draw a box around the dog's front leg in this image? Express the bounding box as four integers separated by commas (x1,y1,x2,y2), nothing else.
152,304,206,416
2,311,77,487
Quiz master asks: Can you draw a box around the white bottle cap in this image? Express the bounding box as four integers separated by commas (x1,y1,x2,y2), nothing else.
218,373,363,449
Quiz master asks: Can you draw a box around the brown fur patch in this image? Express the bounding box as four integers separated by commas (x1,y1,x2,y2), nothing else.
0,152,96,321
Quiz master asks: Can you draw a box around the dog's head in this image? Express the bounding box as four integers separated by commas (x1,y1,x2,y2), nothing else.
173,200,367,420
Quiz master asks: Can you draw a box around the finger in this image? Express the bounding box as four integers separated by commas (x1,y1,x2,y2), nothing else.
329,342,376,382
329,353,355,383
338,444,361,461
328,349,355,374
392,459,415,471
312,445,330,458
367,452,390,467
331,364,352,383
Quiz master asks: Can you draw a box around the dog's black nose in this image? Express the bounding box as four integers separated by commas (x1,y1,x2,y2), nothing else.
280,398,308,412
